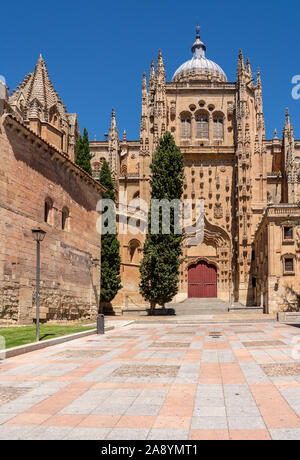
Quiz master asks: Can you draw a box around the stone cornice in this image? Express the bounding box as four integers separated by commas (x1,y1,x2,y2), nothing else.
254,204,300,239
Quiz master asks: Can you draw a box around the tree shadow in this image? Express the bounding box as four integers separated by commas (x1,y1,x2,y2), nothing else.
40,333,56,340
146,308,176,316
280,284,300,312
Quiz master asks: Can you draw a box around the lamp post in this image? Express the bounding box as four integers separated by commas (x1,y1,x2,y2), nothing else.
32,228,46,342
90,257,104,335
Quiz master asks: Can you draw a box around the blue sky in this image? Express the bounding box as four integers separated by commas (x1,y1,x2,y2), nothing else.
1,0,299,140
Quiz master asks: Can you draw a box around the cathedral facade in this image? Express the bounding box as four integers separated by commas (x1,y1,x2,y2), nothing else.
91,28,300,315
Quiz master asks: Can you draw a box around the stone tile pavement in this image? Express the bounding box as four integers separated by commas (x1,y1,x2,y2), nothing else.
0,321,300,440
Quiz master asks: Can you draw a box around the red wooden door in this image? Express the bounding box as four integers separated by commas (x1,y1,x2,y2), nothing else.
188,261,217,298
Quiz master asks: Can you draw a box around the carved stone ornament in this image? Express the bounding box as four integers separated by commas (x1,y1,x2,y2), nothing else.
214,203,223,219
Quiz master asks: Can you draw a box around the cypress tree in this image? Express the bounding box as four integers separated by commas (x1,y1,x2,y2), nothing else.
99,161,122,307
75,128,93,176
139,132,184,314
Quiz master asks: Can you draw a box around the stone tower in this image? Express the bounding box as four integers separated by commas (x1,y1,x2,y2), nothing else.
8,55,78,160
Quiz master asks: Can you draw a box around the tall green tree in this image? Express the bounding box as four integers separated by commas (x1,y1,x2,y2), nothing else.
75,128,93,176
99,160,122,307
139,132,184,314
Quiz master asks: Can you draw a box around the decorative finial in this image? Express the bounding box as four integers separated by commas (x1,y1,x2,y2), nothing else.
142,70,147,90
191,25,206,57
149,59,156,90
246,58,252,74
256,67,261,87
284,108,291,130
123,129,127,141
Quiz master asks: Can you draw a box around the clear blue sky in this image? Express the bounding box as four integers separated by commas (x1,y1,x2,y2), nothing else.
1,0,299,140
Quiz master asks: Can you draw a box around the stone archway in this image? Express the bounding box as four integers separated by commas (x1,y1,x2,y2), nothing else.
188,260,217,298
181,217,232,302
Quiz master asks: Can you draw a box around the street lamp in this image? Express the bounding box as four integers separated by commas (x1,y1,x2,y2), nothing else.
32,228,46,342
89,256,104,335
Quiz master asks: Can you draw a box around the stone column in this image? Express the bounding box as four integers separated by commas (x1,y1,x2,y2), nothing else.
209,114,213,144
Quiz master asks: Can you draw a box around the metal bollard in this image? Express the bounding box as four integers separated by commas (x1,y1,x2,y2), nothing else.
97,314,105,335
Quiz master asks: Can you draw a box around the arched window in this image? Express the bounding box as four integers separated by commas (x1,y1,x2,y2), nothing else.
61,207,69,231
196,115,209,139
128,239,141,265
213,117,224,140
44,198,53,224
181,117,191,139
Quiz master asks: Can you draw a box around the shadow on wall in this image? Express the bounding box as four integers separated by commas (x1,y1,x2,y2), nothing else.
281,284,300,312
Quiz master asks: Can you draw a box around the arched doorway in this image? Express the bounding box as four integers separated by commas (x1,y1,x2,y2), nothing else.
188,261,217,298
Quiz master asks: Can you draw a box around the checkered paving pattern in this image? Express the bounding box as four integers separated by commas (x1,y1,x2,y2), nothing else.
0,322,300,440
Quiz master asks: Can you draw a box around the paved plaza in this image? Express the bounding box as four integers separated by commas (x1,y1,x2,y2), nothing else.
0,321,300,440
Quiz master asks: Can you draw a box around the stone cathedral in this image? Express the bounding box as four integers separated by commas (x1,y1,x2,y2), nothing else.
91,28,300,316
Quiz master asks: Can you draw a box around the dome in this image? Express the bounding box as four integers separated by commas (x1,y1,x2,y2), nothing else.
172,28,227,83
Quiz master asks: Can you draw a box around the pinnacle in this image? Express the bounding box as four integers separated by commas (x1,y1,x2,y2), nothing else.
246,58,252,74
237,50,245,75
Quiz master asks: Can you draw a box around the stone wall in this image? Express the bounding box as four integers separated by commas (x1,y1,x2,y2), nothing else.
0,114,102,324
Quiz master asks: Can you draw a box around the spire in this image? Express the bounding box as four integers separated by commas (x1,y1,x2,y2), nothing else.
237,49,245,78
109,108,118,140
156,50,166,83
256,67,261,89
285,108,290,128
255,66,265,137
123,129,127,142
191,25,206,58
108,108,119,181
142,70,148,109
9,53,68,123
273,129,278,139
142,70,147,91
246,58,252,75
149,59,156,91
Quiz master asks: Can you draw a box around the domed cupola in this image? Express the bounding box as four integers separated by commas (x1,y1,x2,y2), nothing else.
172,27,227,83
